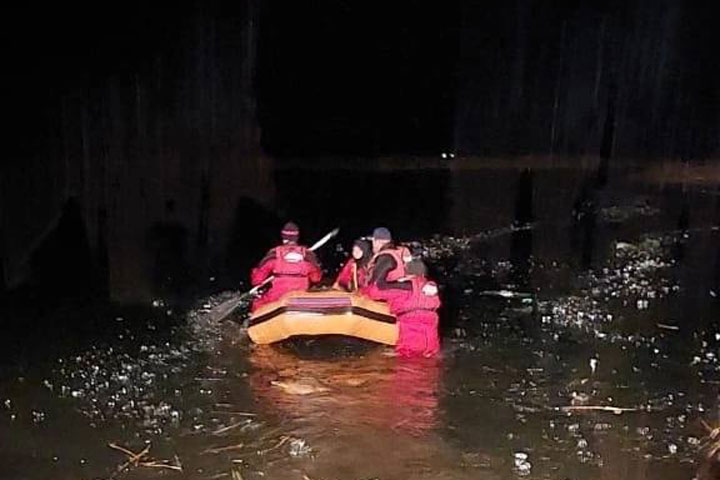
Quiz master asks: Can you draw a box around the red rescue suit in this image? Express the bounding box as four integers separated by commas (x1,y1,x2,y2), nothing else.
368,246,411,282
335,258,369,291
363,245,413,301
250,245,322,311
387,276,441,358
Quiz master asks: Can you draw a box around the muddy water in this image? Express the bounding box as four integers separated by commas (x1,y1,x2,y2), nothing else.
3,159,720,479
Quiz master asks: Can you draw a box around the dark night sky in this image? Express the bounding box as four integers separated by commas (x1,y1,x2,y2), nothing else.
256,1,460,156
5,4,179,156
5,1,460,158
4,1,720,159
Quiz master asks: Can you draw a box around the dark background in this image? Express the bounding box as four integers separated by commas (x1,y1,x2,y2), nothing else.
9,1,718,160
2,0,720,301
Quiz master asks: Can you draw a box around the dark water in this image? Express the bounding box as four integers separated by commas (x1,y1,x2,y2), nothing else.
3,158,720,479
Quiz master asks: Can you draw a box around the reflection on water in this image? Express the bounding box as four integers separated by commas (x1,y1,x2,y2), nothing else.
243,343,487,480
249,344,441,435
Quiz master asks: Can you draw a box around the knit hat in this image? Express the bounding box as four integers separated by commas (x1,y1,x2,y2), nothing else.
281,222,300,241
372,227,392,241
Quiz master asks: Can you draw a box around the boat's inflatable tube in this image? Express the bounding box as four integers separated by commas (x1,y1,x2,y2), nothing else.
247,290,398,345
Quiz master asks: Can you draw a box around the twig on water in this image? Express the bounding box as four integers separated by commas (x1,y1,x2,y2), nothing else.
108,443,146,459
108,442,183,477
231,464,245,480
557,405,637,415
108,443,151,478
224,436,291,460
213,420,250,436
138,461,183,471
210,410,257,417
256,435,291,456
701,418,716,434
206,474,230,480
699,418,720,459
202,443,246,455
657,323,680,331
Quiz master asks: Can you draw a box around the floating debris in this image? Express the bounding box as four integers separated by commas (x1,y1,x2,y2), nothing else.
108,442,182,477
537,234,678,335
270,378,329,396
288,438,312,457
513,452,532,476
598,203,660,223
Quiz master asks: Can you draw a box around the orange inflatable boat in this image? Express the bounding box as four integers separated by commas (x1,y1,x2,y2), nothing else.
247,290,398,345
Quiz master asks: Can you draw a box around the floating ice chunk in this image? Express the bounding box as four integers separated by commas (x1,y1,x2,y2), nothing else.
589,358,598,375
513,452,532,476
288,438,312,457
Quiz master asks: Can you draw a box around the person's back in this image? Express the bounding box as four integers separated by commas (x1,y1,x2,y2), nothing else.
250,222,322,311
385,260,441,358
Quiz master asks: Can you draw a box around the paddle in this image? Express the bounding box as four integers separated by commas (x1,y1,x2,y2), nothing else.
209,227,340,324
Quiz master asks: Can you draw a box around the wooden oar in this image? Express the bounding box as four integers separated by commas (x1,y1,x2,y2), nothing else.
209,227,340,324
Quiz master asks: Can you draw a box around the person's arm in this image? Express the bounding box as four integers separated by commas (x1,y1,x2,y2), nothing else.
334,260,353,290
250,249,275,285
303,250,323,284
251,260,274,285
368,254,394,285
306,249,321,268
307,262,323,284
371,255,412,291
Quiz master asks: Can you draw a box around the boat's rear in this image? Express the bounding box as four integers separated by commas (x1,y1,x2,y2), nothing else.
247,290,398,345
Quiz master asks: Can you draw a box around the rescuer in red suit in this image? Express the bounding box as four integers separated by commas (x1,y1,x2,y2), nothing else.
361,227,413,301
333,238,372,291
385,259,441,358
250,222,322,311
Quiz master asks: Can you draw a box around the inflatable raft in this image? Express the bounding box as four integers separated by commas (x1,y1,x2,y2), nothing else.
247,290,398,345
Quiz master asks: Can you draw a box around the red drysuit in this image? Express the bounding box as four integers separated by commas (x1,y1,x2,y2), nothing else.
386,276,441,358
335,258,369,291
250,244,322,311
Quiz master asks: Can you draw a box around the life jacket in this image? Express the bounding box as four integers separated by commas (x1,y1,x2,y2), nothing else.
272,245,310,277
392,277,441,316
351,260,370,290
369,245,413,282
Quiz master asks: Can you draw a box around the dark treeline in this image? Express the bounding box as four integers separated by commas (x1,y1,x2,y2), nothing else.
2,1,273,301
455,0,720,158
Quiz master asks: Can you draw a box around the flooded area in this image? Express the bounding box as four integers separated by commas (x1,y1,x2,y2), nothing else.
3,159,720,479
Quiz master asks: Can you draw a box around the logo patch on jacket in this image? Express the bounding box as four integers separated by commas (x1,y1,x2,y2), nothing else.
422,283,438,296
283,252,304,263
